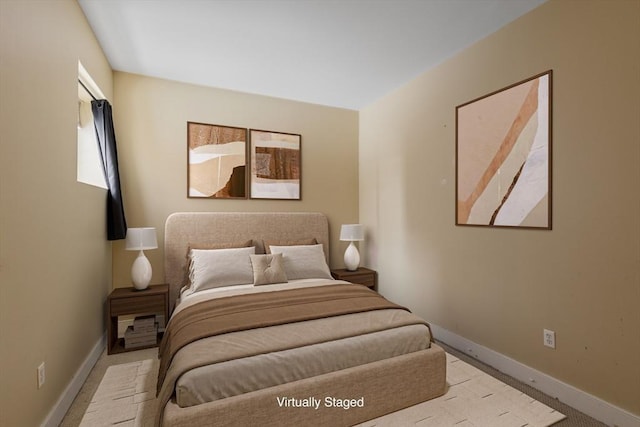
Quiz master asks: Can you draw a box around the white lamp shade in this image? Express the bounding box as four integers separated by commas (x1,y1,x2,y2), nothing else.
125,227,158,251
340,224,364,241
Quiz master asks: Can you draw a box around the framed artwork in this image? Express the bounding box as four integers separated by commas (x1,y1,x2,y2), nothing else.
456,70,552,229
187,122,247,199
249,129,301,200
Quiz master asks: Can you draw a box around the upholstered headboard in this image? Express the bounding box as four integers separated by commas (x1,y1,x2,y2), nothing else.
164,212,330,312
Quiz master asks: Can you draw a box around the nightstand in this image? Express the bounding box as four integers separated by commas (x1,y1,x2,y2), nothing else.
331,267,377,291
107,284,169,354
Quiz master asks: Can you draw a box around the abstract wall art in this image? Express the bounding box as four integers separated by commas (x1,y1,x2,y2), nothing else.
456,70,552,229
187,122,247,199
249,129,301,200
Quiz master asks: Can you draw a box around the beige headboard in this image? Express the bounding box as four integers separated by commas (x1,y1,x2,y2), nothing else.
164,212,330,312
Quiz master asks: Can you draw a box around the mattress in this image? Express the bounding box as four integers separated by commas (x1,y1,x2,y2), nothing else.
177,323,430,407
168,279,432,408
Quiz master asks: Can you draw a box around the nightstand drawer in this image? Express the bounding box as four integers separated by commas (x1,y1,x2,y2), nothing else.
344,274,375,287
331,267,377,290
110,294,165,316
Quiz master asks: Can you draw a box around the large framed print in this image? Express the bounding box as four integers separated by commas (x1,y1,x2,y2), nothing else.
456,70,552,229
249,129,301,200
187,122,247,199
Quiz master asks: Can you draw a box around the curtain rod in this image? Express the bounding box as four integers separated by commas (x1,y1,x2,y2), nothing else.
78,79,97,101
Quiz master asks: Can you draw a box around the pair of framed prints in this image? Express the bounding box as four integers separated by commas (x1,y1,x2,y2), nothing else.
187,122,300,200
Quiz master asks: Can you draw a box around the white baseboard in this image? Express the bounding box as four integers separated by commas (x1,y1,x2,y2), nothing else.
38,326,639,427
40,333,106,427
431,324,640,427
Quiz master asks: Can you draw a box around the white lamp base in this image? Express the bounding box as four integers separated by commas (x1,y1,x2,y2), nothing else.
131,250,152,290
344,241,360,271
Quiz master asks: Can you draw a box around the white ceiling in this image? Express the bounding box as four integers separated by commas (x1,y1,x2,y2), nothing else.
78,0,546,110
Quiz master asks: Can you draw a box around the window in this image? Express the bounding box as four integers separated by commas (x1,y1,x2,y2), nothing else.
77,61,107,189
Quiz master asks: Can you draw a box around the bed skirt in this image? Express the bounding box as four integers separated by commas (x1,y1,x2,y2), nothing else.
162,344,446,426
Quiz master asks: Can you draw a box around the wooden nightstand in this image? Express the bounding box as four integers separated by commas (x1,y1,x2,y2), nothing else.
107,284,169,354
331,267,377,291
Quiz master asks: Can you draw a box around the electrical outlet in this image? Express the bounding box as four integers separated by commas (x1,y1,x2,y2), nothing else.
37,362,45,389
543,329,556,349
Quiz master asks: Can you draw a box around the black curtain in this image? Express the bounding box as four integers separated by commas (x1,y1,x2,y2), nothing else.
92,100,127,240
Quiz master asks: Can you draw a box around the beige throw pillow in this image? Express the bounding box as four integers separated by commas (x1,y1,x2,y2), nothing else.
183,240,254,288
250,253,288,285
268,244,332,280
263,238,317,254
189,246,256,291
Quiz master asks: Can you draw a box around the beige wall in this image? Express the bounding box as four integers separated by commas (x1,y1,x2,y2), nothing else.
0,1,113,426
111,72,359,288
2,0,637,424
360,0,639,415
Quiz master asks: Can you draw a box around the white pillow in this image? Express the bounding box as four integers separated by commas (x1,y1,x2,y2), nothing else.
189,246,255,292
268,243,332,280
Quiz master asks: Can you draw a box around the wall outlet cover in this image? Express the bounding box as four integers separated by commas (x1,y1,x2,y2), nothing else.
543,329,556,349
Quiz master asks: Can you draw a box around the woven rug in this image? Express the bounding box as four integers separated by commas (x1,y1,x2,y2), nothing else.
358,353,566,426
80,359,158,427
81,353,565,427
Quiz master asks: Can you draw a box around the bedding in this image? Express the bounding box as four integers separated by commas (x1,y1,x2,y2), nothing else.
188,246,256,292
263,237,317,253
158,281,424,392
159,212,446,427
269,243,333,280
176,322,430,407
157,279,433,425
250,253,288,285
183,240,253,287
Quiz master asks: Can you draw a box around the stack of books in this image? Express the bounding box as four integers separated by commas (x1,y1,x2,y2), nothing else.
124,315,158,349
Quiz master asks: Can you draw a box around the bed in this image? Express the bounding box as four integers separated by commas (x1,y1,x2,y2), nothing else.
157,212,446,426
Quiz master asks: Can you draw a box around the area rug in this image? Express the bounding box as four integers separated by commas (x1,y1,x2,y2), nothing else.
81,353,565,427
80,359,158,427
358,353,566,427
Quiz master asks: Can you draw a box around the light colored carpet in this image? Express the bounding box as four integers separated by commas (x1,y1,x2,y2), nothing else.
80,359,158,427
357,353,565,426
80,352,565,427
